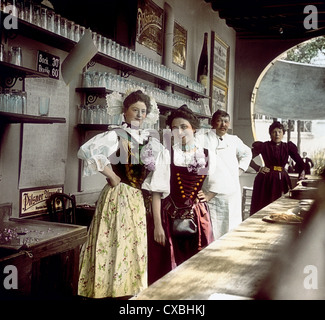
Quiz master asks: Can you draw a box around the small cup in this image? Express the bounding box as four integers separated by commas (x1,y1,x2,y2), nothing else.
39,96,50,116
0,44,5,62
10,46,22,66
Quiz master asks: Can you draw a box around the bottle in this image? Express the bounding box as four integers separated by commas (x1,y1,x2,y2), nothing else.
197,32,208,91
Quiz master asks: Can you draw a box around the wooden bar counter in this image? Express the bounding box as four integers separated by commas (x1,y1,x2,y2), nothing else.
133,195,302,300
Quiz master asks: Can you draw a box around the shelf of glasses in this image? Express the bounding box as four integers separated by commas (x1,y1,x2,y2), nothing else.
11,16,208,99
93,53,209,99
76,123,109,131
0,111,66,124
76,87,211,119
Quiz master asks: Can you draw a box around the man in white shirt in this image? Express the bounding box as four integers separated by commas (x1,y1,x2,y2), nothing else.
204,110,252,239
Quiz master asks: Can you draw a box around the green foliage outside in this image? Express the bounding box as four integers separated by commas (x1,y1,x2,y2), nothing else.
284,36,325,64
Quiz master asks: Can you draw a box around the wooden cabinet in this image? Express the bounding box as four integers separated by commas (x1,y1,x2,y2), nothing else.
0,218,87,299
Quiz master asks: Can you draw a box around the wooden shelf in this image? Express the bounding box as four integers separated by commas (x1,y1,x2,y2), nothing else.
0,61,49,79
76,87,211,118
14,17,76,53
0,61,49,89
0,111,66,124
13,16,208,99
75,87,110,95
94,53,209,99
77,123,109,131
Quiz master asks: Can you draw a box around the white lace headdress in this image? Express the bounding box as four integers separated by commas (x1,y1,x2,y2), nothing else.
106,88,160,128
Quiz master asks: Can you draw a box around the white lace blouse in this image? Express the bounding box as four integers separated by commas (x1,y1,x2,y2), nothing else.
77,126,170,199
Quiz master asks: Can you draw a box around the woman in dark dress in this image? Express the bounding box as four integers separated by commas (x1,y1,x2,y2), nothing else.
250,121,305,215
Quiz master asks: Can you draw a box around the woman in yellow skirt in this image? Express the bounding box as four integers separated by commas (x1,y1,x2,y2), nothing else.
77,90,169,298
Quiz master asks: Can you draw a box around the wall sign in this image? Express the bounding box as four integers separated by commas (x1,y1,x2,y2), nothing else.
20,185,63,217
211,80,228,113
37,50,60,79
210,32,229,85
210,31,229,114
173,22,187,69
136,0,163,55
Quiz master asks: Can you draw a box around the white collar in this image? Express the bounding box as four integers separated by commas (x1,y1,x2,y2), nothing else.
109,124,150,144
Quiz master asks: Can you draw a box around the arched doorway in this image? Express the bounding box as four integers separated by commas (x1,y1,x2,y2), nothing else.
250,38,325,175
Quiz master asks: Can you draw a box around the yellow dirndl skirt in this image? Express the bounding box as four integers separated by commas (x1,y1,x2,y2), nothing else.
78,182,147,298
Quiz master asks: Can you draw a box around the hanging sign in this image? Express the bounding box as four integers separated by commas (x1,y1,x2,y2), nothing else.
37,50,60,79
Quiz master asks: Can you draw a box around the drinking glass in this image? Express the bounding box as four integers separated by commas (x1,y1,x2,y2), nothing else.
110,40,116,58
100,37,107,54
40,7,47,29
21,91,27,114
39,96,50,116
86,105,95,124
82,71,91,87
2,89,11,112
0,44,5,62
74,24,80,42
33,4,41,26
17,1,25,20
106,39,112,56
78,105,86,124
10,46,22,66
60,17,68,38
96,34,102,51
67,20,75,41
54,14,61,35
115,43,120,60
46,9,55,32
99,72,106,87
99,105,108,124
79,26,85,39
92,71,100,87
23,0,33,23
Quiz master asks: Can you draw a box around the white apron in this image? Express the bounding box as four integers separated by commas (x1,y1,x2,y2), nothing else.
204,131,251,239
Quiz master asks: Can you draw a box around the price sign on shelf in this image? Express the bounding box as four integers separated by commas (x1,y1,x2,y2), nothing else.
37,50,60,79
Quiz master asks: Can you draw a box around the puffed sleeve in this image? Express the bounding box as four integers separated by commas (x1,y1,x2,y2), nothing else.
141,137,170,199
288,141,305,174
77,130,119,176
250,141,264,172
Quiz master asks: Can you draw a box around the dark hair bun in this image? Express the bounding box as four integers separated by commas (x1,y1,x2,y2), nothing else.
269,121,286,135
166,104,200,129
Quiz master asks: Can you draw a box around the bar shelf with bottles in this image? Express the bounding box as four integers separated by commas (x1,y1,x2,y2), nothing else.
1,4,209,100
76,71,211,129
76,87,210,126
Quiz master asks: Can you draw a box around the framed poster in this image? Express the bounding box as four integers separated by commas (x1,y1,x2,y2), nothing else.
20,185,63,217
136,0,164,55
211,80,228,114
173,22,187,69
211,31,229,85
